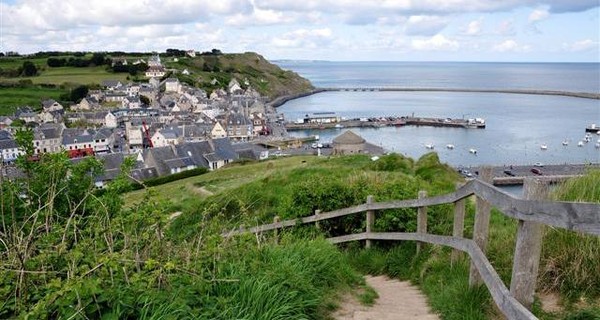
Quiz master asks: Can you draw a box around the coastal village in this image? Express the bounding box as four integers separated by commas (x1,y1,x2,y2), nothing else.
0,53,384,186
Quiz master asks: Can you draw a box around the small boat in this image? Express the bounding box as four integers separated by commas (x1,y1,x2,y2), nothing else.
562,140,569,146
469,148,477,154
425,143,435,149
334,124,344,129
540,144,547,150
578,141,584,147
596,143,600,149
446,144,455,149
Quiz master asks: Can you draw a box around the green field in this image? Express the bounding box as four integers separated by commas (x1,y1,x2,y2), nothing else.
0,66,129,85
0,86,67,115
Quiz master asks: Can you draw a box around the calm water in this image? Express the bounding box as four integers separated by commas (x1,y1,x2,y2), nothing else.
275,62,600,166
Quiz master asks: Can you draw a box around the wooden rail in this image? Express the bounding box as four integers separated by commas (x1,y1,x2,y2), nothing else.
223,177,600,320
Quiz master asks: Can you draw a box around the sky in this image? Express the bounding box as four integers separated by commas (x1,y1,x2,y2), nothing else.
0,0,598,62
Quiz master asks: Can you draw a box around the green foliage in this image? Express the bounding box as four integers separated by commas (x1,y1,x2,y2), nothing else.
20,61,38,77
368,153,414,174
0,85,67,115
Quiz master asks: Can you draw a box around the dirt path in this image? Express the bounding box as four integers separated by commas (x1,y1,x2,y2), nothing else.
333,275,440,320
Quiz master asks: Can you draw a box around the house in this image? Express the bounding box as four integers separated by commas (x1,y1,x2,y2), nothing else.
19,112,38,123
225,112,253,141
39,109,64,123
111,57,128,66
41,99,63,112
93,128,114,154
165,78,181,93
211,122,227,139
0,139,23,163
33,124,64,154
151,128,180,148
205,138,238,170
250,112,268,135
186,50,196,57
232,142,269,161
105,112,118,128
122,96,142,109
181,69,190,75
228,79,243,95
102,80,123,90
147,54,162,67
0,116,13,129
74,96,101,111
145,66,166,78
105,92,128,103
332,130,366,155
62,129,94,151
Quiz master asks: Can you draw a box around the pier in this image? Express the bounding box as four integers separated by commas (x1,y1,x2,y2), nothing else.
459,163,600,186
285,115,485,131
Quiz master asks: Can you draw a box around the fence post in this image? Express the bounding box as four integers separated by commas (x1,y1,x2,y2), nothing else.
416,190,428,254
509,178,547,310
366,195,374,248
273,216,280,245
315,210,321,230
469,166,493,286
451,182,466,264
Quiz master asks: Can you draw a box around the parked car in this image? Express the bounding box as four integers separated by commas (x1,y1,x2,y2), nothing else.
533,162,544,167
531,168,543,175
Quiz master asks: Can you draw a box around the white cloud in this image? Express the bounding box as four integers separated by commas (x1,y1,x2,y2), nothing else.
492,39,531,52
464,18,483,36
529,8,550,22
272,28,333,49
412,34,459,51
496,19,516,36
404,16,449,36
567,39,597,52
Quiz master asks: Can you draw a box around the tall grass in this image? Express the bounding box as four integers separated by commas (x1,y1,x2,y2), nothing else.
539,170,600,301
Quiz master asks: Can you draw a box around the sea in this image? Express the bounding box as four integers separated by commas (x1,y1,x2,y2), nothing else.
274,61,600,167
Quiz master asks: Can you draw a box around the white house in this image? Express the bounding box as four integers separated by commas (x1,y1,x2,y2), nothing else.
165,78,181,93
105,112,118,128
151,128,180,148
145,66,166,78
211,122,227,139
0,139,24,163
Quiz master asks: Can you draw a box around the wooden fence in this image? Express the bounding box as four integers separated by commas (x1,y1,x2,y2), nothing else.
224,173,600,320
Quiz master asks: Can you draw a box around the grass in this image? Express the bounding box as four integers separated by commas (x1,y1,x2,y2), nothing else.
0,86,67,115
1,66,129,85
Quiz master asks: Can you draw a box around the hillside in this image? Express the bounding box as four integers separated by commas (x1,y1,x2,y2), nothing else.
0,51,314,115
164,52,314,99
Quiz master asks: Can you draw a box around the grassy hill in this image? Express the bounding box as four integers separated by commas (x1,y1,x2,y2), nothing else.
0,51,313,115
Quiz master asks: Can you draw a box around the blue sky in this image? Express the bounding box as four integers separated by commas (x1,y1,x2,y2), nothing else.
0,0,598,62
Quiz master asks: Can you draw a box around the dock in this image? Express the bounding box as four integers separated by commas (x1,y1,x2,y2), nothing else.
459,163,599,186
285,115,484,131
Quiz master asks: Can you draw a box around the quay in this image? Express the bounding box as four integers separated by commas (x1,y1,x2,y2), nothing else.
285,115,484,131
459,163,599,186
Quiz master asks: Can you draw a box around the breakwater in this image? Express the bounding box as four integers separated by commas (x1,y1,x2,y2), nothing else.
321,87,600,100
270,87,599,108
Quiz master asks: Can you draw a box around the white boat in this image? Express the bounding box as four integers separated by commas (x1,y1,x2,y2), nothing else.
469,148,477,154
540,144,548,150
596,143,600,149
335,124,344,129
578,141,584,147
446,144,455,149
562,140,569,146
425,143,435,149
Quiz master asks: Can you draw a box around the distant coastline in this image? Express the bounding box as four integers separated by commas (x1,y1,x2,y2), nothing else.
270,87,599,107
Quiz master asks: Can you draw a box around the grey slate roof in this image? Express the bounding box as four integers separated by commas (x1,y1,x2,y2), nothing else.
0,139,18,150
212,138,238,161
332,130,366,145
0,130,12,141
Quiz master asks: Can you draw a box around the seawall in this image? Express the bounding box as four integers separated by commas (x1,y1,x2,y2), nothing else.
269,87,599,108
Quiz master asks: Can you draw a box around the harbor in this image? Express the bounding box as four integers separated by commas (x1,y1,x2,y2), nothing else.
458,163,600,186
284,113,485,131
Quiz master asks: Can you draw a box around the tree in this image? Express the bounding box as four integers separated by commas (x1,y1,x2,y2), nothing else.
70,85,89,102
90,52,107,66
20,61,38,77
139,95,150,106
47,57,66,67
